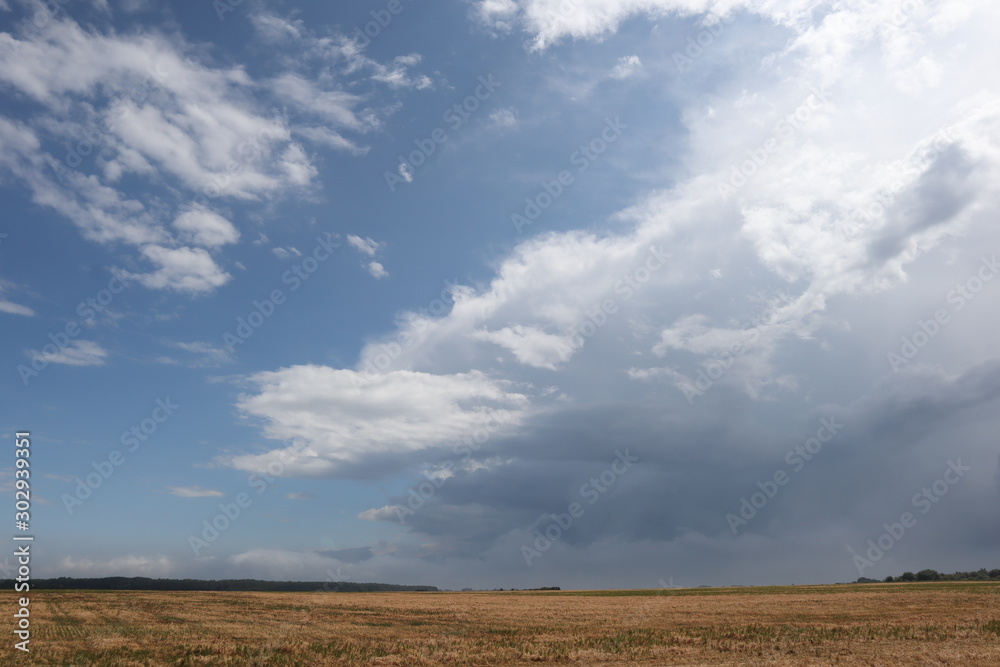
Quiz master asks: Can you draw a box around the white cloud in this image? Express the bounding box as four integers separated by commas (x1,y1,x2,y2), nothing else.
0,299,34,317
358,505,399,521
30,340,108,366
167,485,224,498
474,325,577,370
477,0,936,53
476,0,520,33
172,207,240,247
347,234,381,257
250,13,304,43
226,366,528,476
294,126,368,155
271,246,301,259
271,73,369,131
488,107,519,128
253,14,434,92
172,341,234,367
347,235,389,278
341,0,1000,404
0,13,399,296
353,232,671,374
123,245,231,294
610,54,642,79
367,261,389,279
398,163,413,183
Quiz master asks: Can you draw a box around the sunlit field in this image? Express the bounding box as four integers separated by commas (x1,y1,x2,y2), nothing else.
13,581,1000,665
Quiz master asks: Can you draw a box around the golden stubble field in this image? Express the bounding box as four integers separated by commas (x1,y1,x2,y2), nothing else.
9,581,1000,665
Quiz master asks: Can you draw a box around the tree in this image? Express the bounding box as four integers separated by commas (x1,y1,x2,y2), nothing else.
899,571,916,582
989,569,1000,579
916,569,939,581
884,576,894,583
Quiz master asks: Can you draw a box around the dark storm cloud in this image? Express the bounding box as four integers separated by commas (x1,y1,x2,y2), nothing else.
869,145,979,262
366,361,1000,576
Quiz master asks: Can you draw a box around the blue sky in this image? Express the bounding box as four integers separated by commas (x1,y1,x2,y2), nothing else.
1,0,999,589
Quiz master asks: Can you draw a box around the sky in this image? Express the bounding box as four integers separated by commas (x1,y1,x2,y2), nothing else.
0,0,998,591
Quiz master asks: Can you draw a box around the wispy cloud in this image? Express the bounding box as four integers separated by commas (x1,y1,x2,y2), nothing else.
167,486,224,498
29,340,108,366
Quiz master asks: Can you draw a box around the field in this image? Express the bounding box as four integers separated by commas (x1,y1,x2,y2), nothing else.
10,581,1000,665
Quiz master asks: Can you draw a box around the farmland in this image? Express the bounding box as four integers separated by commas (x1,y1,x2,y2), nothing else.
10,581,1000,665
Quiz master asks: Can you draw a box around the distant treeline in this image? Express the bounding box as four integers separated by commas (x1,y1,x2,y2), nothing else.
857,568,1000,584
1,577,438,592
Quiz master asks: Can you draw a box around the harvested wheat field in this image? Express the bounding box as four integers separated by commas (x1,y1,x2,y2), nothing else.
13,581,1000,665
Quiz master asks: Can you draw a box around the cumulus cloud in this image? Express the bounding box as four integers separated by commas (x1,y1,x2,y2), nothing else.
226,366,528,477
265,0,1000,585
347,234,381,257
473,325,577,370
0,10,413,296
352,234,674,375
476,0,520,33
123,246,231,294
172,208,240,248
271,246,301,259
347,235,389,278
31,1,996,588
367,261,389,279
